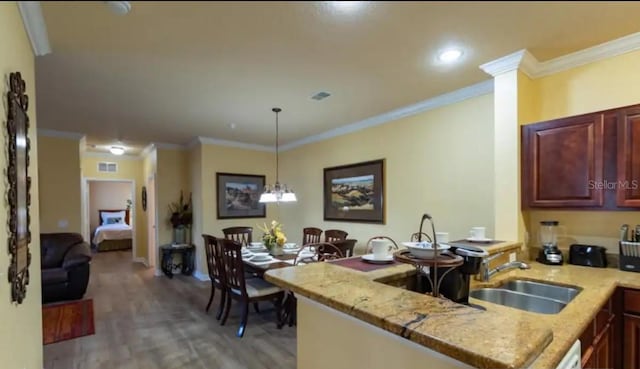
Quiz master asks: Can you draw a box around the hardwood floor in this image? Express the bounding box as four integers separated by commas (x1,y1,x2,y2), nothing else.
44,251,296,369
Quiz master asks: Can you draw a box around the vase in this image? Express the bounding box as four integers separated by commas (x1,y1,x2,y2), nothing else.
173,225,187,245
268,243,284,256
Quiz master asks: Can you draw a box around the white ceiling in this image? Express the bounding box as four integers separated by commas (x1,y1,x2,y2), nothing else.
35,1,640,153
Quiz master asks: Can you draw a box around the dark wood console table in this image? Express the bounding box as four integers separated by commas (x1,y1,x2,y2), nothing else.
160,244,195,278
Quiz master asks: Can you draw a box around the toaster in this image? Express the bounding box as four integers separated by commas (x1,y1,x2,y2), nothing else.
569,244,607,268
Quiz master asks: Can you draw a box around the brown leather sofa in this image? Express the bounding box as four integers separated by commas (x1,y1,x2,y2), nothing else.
41,233,92,303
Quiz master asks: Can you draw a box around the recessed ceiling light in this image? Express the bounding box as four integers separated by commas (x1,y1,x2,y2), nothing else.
438,48,464,63
105,1,131,15
329,1,365,12
110,146,125,155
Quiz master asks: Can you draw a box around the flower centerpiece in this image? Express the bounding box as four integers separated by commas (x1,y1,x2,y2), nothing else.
258,220,287,256
168,191,193,245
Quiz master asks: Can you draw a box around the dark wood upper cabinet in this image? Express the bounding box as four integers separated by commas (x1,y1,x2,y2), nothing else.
617,107,640,207
522,113,604,208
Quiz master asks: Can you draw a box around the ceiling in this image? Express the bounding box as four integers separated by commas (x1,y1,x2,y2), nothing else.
35,1,640,153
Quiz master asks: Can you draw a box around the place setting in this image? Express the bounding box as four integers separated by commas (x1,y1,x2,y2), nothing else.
246,242,268,252
361,239,395,264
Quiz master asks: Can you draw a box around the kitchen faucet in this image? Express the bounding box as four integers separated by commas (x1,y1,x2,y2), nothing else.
477,252,530,282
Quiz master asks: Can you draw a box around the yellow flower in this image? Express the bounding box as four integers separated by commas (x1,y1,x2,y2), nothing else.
276,235,286,246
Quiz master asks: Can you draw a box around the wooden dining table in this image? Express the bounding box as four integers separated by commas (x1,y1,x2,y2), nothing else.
243,253,298,278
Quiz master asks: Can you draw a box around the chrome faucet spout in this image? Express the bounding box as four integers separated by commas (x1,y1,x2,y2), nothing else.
478,256,530,282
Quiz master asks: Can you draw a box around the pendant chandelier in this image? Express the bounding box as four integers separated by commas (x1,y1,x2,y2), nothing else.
259,107,297,203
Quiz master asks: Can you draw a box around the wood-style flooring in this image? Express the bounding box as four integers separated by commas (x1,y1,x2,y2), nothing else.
43,251,296,369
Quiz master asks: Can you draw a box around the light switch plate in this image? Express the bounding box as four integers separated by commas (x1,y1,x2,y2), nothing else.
509,252,516,262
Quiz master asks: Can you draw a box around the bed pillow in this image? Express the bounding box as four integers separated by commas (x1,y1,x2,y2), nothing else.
105,217,123,225
101,211,126,225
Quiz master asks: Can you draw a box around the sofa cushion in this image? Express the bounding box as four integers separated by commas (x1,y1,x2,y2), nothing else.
41,233,84,269
42,268,68,285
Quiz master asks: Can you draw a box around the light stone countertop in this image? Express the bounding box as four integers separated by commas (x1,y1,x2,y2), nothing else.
266,241,554,369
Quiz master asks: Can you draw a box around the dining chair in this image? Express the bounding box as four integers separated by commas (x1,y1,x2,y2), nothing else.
324,229,348,243
222,226,253,246
410,232,432,243
331,239,358,257
202,234,227,320
364,236,399,254
219,238,284,337
302,227,323,245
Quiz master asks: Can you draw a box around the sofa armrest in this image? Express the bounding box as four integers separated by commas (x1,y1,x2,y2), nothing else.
62,243,92,269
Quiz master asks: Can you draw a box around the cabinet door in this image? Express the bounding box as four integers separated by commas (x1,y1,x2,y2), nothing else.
522,113,604,207
625,313,640,369
617,108,640,207
595,323,612,369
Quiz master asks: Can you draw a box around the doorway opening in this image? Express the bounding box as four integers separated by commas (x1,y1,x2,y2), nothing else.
82,178,137,261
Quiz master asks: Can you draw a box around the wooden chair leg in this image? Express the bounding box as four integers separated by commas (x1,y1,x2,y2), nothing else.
274,294,283,330
237,302,249,338
220,293,232,326
205,283,215,312
216,289,226,320
253,302,260,313
289,295,297,327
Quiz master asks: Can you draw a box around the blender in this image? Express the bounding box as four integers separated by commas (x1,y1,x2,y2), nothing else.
537,220,563,265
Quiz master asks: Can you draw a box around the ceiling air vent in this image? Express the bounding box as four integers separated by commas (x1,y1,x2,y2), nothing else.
97,162,118,173
311,91,331,101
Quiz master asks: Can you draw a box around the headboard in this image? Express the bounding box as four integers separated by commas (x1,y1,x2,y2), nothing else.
99,209,130,226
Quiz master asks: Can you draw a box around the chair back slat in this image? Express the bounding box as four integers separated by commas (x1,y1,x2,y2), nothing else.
297,242,344,264
332,239,357,257
222,226,253,246
219,238,247,297
202,234,224,283
324,229,348,243
302,227,323,245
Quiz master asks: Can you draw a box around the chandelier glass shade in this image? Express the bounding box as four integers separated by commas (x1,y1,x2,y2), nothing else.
259,108,297,203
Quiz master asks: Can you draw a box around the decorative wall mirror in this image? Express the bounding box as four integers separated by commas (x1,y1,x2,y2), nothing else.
6,72,32,304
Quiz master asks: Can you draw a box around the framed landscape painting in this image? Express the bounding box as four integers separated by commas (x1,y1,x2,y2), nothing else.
323,159,385,223
216,173,266,219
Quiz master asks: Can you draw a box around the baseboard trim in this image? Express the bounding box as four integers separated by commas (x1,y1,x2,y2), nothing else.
193,270,210,281
133,257,148,267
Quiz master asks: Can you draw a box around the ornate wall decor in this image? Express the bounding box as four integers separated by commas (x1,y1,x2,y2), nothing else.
6,72,32,304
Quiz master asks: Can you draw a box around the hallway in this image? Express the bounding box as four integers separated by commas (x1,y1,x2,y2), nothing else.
44,251,296,369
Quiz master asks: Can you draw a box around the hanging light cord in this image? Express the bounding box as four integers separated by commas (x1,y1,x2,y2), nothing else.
273,107,281,184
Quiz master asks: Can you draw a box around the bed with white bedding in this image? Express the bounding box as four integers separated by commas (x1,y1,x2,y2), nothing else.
93,209,133,252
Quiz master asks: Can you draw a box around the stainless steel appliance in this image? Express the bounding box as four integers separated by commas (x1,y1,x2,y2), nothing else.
537,220,563,265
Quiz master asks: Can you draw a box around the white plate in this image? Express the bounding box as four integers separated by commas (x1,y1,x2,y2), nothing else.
465,237,493,243
283,243,297,249
361,254,394,264
283,248,301,254
250,253,272,262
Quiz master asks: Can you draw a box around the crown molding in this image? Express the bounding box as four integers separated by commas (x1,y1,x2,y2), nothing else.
196,136,274,152
37,128,84,140
479,49,538,78
154,142,186,151
17,1,51,56
481,32,640,79
280,80,494,151
82,151,142,161
139,144,156,158
534,31,640,77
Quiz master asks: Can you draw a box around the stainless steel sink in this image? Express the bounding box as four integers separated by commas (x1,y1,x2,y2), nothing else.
470,289,567,314
497,279,581,304
470,279,581,314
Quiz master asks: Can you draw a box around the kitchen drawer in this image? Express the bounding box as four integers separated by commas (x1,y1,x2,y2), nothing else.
625,289,640,313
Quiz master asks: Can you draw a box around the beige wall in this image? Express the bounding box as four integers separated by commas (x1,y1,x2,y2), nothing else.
81,155,147,259
156,148,190,245
88,180,132,230
191,142,278,276
0,3,43,368
520,49,640,253
38,135,81,233
279,94,495,252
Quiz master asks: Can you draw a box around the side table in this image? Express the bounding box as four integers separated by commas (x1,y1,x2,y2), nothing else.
160,244,195,278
